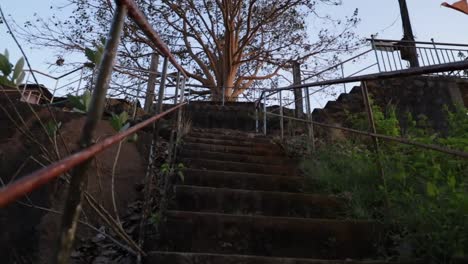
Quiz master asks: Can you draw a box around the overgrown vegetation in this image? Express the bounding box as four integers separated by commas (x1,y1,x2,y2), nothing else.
301,105,468,263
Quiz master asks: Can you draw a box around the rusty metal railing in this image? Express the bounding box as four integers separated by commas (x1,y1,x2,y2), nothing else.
256,59,468,159
0,1,189,263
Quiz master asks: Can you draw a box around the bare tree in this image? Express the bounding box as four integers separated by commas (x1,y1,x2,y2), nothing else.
15,0,360,101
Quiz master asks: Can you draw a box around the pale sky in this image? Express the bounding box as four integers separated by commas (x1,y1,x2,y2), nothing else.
0,0,467,104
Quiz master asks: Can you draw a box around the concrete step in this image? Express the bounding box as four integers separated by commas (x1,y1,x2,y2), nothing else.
173,185,344,218
145,252,421,264
182,158,296,176
183,142,283,156
184,136,277,149
182,168,303,192
159,211,382,259
188,131,272,144
179,149,296,165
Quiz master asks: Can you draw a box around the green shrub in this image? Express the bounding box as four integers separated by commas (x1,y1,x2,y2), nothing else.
302,105,468,263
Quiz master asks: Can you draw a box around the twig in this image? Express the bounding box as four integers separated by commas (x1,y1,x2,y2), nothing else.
111,140,123,225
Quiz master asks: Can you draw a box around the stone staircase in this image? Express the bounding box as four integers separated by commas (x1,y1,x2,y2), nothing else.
141,127,420,263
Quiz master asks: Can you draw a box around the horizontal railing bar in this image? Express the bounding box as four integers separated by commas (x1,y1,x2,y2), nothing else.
266,112,468,159
117,0,187,78
368,38,468,48
0,102,187,208
57,66,85,79
302,49,373,83
271,60,468,93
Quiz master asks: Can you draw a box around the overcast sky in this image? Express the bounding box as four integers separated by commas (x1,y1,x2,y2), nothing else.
0,0,467,104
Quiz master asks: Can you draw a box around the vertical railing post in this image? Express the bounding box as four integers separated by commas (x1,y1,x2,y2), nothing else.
304,87,316,153
51,79,59,103
340,64,347,93
361,81,389,206
263,95,267,135
144,53,159,112
371,35,382,72
222,85,225,106
177,77,186,136
55,4,128,264
431,38,442,65
76,67,85,95
156,57,169,115
279,90,284,140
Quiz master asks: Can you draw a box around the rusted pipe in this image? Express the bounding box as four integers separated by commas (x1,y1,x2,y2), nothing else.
115,0,188,78
0,103,187,208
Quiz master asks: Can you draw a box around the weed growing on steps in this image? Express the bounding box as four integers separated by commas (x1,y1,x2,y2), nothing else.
301,105,468,263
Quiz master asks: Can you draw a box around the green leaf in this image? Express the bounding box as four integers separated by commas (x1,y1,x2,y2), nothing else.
0,53,12,76
13,57,25,81
426,182,438,197
16,71,26,85
119,111,129,124
85,48,96,63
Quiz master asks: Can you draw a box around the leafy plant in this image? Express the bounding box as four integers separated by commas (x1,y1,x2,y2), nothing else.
84,38,105,68
110,111,138,142
0,49,25,86
67,90,92,113
301,105,468,263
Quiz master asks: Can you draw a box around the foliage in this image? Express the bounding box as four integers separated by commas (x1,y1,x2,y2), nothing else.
84,38,106,68
68,90,92,113
45,120,62,138
0,49,25,86
301,105,468,263
110,111,138,142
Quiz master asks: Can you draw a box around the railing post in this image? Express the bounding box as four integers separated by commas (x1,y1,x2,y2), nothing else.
431,38,442,64
55,4,128,264
51,79,59,103
361,81,389,206
304,87,316,152
144,53,159,112
177,77,186,136
340,64,347,93
156,57,169,115
279,90,284,140
263,95,267,135
76,67,85,95
371,35,382,73
222,85,225,106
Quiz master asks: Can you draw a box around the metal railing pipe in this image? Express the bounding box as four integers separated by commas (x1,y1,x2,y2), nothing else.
116,0,187,78
0,103,186,208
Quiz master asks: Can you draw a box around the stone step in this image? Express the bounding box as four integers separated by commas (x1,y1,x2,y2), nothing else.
182,142,283,156
145,252,421,264
179,149,295,165
184,136,276,148
182,168,303,192
188,131,272,144
172,185,343,218
159,211,382,259
181,158,296,176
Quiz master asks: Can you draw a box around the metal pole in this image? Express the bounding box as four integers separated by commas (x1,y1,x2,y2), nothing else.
263,96,267,135
340,64,346,93
156,57,169,114
255,106,259,133
398,0,420,68
292,61,304,118
55,4,128,264
76,67,84,95
361,81,389,206
144,53,159,112
305,87,316,152
51,79,59,103
371,35,382,72
431,38,442,64
279,90,284,140
222,85,225,106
